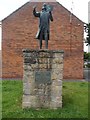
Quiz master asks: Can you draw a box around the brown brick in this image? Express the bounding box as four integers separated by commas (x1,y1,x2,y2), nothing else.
2,1,84,79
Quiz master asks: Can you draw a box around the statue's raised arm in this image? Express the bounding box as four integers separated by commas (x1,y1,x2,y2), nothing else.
33,5,40,17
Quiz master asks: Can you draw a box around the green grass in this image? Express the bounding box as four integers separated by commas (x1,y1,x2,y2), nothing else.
2,80,88,118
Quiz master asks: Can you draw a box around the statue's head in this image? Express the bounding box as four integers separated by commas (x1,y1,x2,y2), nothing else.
43,3,47,7
42,3,47,11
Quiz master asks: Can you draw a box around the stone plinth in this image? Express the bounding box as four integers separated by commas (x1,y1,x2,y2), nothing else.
22,49,64,109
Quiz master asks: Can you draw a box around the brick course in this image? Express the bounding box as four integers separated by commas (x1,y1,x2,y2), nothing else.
2,1,84,79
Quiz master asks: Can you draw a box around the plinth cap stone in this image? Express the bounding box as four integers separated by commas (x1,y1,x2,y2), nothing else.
22,49,64,53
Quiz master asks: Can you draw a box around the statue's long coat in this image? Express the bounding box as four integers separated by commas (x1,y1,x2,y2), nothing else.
33,8,53,40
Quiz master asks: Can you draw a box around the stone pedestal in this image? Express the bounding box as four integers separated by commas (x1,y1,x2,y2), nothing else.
22,49,64,109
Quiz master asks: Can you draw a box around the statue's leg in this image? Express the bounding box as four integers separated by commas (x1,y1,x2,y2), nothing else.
40,33,43,49
45,32,48,49
40,39,42,49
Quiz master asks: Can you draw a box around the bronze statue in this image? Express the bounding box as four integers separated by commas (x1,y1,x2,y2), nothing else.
33,3,53,49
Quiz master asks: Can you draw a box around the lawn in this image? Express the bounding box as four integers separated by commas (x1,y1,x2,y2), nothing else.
2,80,88,119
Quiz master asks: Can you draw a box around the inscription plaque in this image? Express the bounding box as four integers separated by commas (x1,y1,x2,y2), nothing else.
35,71,51,84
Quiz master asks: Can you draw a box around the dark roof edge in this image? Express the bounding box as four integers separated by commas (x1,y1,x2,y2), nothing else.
57,2,85,24
2,2,30,22
2,1,85,24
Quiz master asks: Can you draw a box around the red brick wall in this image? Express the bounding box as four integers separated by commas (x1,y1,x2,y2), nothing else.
2,2,84,79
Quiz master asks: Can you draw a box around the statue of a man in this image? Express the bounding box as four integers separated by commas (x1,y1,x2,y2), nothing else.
33,3,53,49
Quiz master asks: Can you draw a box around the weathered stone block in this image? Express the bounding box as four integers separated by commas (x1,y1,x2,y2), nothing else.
22,49,64,109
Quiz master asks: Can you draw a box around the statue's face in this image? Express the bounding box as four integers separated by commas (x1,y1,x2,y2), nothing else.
43,3,47,7
42,3,47,12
